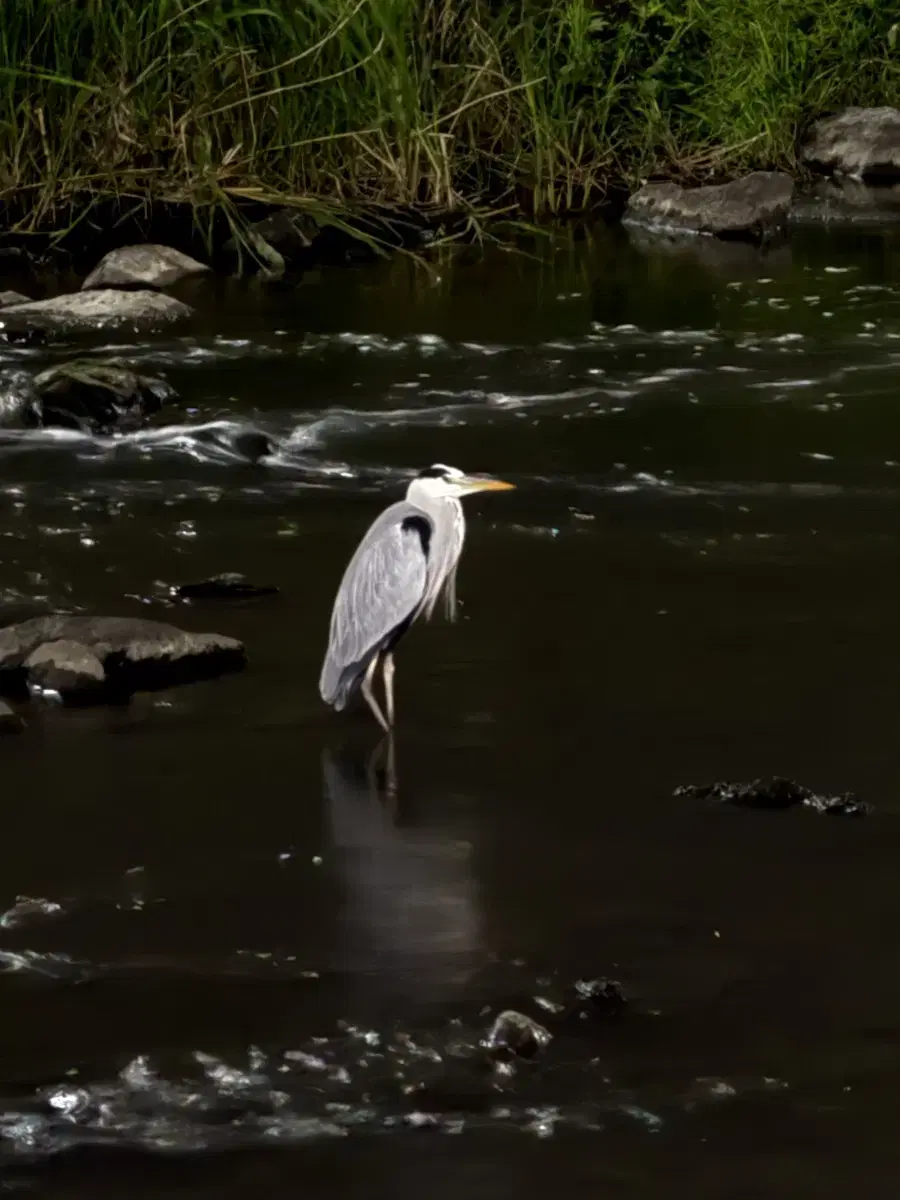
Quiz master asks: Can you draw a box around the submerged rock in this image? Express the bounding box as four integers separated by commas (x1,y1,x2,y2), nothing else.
624,172,794,240
32,359,176,434
0,615,246,702
83,244,210,291
0,289,193,335
482,1010,551,1061
675,776,869,817
802,107,900,180
175,573,279,602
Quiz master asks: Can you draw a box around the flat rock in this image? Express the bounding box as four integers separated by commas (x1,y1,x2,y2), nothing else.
0,615,246,702
25,640,106,698
83,245,210,291
624,172,794,240
0,289,193,335
802,107,900,180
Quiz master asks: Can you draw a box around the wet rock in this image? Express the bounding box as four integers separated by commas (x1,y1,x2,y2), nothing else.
624,172,794,241
175,573,279,602
24,640,106,699
0,290,31,308
82,244,210,291
232,429,275,462
568,978,627,1019
790,176,900,224
675,776,869,817
32,360,175,435
802,107,900,180
0,289,193,335
0,615,246,702
482,1010,552,1061
0,368,41,426
0,698,23,733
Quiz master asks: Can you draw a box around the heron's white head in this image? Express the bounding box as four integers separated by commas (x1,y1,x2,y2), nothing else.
406,463,515,503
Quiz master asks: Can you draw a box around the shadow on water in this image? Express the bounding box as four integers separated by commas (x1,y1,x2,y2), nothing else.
5,223,900,1193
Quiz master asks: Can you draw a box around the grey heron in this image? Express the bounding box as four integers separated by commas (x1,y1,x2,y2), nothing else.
319,464,515,731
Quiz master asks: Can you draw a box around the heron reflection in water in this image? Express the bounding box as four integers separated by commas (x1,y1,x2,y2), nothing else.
319,464,514,732
322,741,483,1007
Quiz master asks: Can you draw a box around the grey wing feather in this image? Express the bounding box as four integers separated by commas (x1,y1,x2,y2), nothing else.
319,502,431,709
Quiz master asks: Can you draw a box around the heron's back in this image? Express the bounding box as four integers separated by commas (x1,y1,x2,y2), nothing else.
319,501,433,708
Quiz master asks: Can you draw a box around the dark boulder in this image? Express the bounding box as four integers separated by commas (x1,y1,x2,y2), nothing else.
175,573,279,602
82,245,210,291
31,360,176,435
624,172,794,241
801,107,900,181
0,615,246,703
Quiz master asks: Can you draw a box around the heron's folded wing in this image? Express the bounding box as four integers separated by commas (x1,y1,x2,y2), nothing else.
319,505,431,703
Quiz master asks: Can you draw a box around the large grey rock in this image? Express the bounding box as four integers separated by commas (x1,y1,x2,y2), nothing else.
0,615,246,702
83,245,210,291
802,107,900,180
0,289,193,335
624,172,794,240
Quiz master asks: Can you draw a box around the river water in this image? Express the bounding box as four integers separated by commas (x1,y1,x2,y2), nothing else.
2,222,900,1195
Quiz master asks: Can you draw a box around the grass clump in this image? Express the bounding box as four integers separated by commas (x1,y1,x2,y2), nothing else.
0,0,896,243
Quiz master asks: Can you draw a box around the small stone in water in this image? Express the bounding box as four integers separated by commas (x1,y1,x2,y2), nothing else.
175,573,279,601
483,1010,552,1061
675,776,870,817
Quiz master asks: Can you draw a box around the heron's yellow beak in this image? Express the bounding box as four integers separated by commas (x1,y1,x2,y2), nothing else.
465,476,515,492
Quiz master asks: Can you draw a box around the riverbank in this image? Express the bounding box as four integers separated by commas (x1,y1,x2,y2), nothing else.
1,0,897,261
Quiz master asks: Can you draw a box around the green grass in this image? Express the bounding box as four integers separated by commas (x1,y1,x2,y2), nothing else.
0,0,896,244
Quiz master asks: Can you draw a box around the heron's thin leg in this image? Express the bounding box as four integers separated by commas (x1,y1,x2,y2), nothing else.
361,654,390,733
365,732,397,817
382,652,396,729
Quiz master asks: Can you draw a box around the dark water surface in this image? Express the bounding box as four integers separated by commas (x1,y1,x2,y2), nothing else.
3,224,900,1195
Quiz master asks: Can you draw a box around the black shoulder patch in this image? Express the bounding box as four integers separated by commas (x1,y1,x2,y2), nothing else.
416,466,448,480
401,514,432,555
